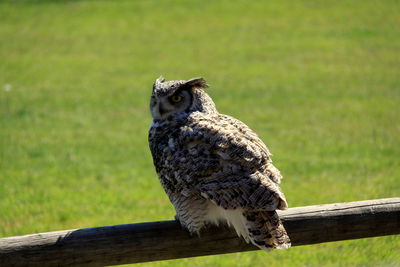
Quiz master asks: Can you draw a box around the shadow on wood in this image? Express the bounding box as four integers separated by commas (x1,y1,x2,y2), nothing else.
1,198,399,266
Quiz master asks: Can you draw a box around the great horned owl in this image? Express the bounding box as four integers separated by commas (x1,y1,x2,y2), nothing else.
148,77,291,251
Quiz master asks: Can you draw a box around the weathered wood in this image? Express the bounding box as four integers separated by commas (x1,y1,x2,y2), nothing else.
0,198,399,266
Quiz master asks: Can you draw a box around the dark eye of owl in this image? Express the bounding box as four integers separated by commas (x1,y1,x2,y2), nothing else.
170,95,183,103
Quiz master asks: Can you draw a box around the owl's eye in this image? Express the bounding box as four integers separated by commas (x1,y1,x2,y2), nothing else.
170,95,183,103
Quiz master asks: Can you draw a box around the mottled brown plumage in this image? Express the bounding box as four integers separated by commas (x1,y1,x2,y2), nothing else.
148,77,291,251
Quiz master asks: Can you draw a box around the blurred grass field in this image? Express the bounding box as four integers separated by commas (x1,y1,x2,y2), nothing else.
1,0,399,266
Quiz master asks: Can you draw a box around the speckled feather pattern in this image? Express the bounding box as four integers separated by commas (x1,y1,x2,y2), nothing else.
149,77,291,250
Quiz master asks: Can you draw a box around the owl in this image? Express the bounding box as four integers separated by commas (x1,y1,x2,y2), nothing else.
148,77,291,251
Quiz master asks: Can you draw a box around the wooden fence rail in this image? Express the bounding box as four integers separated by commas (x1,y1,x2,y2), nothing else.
1,198,399,266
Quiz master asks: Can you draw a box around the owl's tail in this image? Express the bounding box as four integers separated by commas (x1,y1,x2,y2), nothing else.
243,210,291,251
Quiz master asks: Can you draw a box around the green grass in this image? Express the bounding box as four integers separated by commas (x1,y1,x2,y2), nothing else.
1,0,399,266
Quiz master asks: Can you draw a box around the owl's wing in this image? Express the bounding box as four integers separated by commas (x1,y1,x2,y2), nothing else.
172,113,287,211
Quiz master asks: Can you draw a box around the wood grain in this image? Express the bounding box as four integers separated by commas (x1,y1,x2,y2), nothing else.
1,198,399,266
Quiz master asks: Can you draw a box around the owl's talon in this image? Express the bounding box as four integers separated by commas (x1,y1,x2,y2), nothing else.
174,215,189,231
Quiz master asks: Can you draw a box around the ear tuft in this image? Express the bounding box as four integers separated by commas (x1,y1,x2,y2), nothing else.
185,77,208,89
153,76,165,89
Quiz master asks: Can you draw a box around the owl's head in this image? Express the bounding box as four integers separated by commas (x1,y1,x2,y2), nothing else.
150,76,217,121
